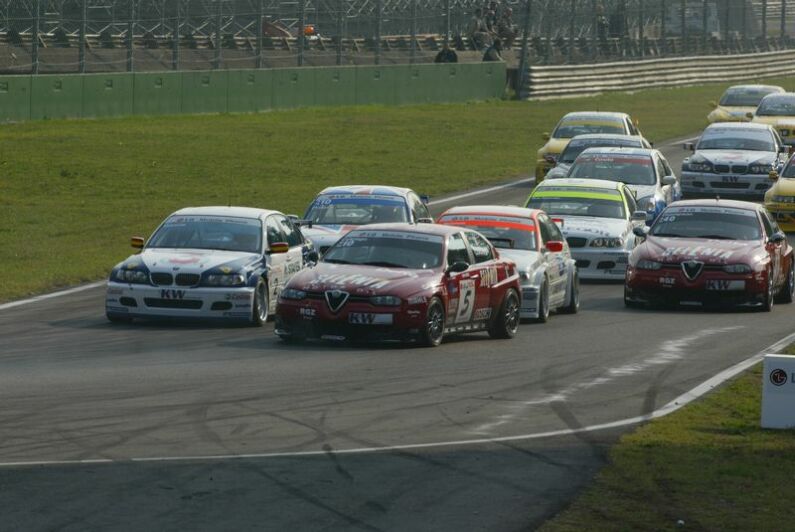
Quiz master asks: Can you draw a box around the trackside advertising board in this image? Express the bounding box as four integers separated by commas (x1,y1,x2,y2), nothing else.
761,353,795,429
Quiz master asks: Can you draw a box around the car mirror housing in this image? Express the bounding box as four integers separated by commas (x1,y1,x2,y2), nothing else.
269,242,290,254
633,226,650,238
542,132,551,141
709,100,718,108
746,112,754,119
632,210,648,221
419,194,431,204
446,261,470,274
769,170,780,181
769,232,787,244
545,240,564,253
683,142,695,151
662,175,677,186
780,145,790,153
306,249,319,263
131,236,144,249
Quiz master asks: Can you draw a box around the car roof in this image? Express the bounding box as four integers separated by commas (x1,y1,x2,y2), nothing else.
348,223,464,236
560,111,629,121
578,146,654,157
566,134,642,142
439,205,543,219
667,198,761,211
171,206,280,219
760,92,795,103
317,185,413,198
704,122,773,131
534,178,624,191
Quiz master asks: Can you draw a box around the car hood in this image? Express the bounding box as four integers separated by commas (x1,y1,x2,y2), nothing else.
767,177,795,197
694,149,775,165
538,138,570,157
625,184,658,200
302,225,360,249
122,248,261,274
716,105,756,118
639,236,760,265
287,263,440,297
545,164,571,179
557,216,629,239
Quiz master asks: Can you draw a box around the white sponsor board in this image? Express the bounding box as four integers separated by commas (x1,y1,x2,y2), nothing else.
761,354,795,429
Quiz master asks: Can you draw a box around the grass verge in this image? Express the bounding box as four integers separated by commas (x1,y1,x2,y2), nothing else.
541,349,795,531
2,75,795,301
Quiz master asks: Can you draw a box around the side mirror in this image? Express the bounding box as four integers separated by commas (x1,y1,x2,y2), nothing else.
306,249,319,263
780,145,790,154
268,242,289,254
662,175,677,186
288,215,313,228
770,170,780,181
632,210,648,221
683,142,695,151
131,236,144,249
709,100,718,108
633,118,640,127
542,132,551,141
446,261,470,274
419,194,430,204
746,112,754,119
544,154,558,164
416,217,434,224
545,240,564,253
633,226,650,238
769,232,786,244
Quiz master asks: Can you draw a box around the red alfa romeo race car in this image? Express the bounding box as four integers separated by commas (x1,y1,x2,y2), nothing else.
625,199,795,310
274,223,523,346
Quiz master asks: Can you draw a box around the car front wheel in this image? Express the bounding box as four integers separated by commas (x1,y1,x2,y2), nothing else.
421,297,445,347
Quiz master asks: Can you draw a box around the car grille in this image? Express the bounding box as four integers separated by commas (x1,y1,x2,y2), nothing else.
175,273,200,286
714,164,730,173
150,272,173,285
575,259,591,269
732,165,748,174
566,237,588,248
144,298,202,309
710,181,748,189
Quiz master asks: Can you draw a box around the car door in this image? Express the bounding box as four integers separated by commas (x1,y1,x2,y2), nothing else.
462,231,499,323
276,215,306,282
538,214,567,306
654,155,673,205
446,232,476,325
761,210,785,286
265,215,290,300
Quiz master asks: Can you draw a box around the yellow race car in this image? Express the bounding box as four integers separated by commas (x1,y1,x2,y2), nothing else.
765,163,795,231
707,84,784,123
752,92,795,146
536,112,645,182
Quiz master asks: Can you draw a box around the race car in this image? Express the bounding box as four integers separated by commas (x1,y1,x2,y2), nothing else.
707,84,784,123
436,206,578,320
301,185,432,255
681,122,788,197
751,92,795,145
274,224,523,346
625,199,794,310
566,147,680,221
105,207,317,325
526,178,647,280
544,133,652,180
536,112,646,181
765,159,795,231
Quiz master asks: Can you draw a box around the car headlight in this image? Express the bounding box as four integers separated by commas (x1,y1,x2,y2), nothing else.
280,288,307,300
771,195,795,203
114,269,149,284
748,163,772,174
724,264,752,273
590,237,624,248
204,273,246,286
370,295,401,306
686,161,713,173
636,259,662,270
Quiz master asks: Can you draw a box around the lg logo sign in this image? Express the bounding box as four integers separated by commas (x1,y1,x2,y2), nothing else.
770,368,789,387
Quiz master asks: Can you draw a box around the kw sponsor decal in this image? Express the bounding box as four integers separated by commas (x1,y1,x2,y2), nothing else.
722,175,740,183
160,289,185,299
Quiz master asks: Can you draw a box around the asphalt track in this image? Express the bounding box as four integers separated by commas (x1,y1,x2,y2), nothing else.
2,133,794,531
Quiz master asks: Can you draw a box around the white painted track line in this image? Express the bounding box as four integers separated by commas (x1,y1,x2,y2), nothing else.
0,281,105,312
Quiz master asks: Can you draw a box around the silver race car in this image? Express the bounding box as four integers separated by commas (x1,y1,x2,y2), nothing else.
105,206,317,325
545,134,652,180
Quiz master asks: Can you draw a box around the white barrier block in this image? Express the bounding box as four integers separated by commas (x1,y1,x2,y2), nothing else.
761,354,795,429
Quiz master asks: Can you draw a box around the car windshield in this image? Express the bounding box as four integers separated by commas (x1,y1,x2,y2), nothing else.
305,194,409,225
552,117,625,139
568,153,656,185
720,88,776,107
697,128,775,151
559,139,641,164
438,215,537,250
147,215,262,252
650,207,761,240
323,230,444,269
526,189,626,219
756,98,795,116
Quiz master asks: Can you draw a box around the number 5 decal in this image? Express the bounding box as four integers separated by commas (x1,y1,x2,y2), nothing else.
456,279,476,323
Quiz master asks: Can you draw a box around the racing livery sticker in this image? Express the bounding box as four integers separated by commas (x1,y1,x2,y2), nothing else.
455,279,476,323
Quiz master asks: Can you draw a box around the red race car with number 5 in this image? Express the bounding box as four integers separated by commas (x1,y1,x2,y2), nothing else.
274,223,522,346
625,199,795,310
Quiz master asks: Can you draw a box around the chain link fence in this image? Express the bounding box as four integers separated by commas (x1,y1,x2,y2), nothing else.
0,0,793,74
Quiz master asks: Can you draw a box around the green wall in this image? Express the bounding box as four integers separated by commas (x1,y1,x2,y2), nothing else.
0,63,505,122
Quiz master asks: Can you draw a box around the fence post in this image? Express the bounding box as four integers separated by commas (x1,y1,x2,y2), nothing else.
127,0,135,72
375,0,382,64
215,0,223,69
410,0,417,64
79,0,87,73
741,0,746,44
592,0,599,60
568,0,575,63
298,0,305,66
702,0,708,51
781,0,787,44
517,0,532,98
444,0,450,47
660,0,666,52
32,0,39,74
680,0,687,54
337,0,344,65
173,0,180,70
724,0,730,41
256,0,263,68
762,0,767,44
639,0,645,56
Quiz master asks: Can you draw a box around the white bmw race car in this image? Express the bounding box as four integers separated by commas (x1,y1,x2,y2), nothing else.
105,206,317,325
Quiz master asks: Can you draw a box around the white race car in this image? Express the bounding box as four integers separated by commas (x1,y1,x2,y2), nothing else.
525,179,647,280
105,206,317,324
437,205,579,321
301,185,432,255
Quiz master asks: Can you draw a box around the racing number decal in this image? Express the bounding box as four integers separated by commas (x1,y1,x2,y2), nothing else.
456,279,476,323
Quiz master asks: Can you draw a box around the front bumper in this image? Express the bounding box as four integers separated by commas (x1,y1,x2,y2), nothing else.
681,170,771,196
766,203,795,231
625,266,766,308
570,248,629,280
105,282,255,321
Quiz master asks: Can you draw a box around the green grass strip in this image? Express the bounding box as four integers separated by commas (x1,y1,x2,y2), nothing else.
540,359,795,531
3,75,795,302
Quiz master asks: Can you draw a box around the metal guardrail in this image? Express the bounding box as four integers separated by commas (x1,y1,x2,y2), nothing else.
523,48,795,98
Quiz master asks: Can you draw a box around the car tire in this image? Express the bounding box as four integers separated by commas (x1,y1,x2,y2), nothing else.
761,268,775,312
421,297,445,347
106,312,132,323
488,289,520,339
252,278,269,326
534,280,550,323
776,262,795,304
560,271,579,314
